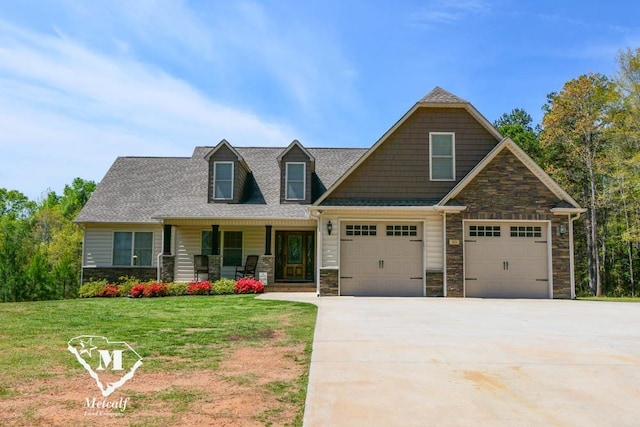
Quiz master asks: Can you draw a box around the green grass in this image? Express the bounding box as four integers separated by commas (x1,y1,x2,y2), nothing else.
0,295,317,426
577,296,640,302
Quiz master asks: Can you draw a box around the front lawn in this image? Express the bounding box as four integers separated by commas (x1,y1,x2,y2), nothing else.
0,295,317,426
577,296,640,302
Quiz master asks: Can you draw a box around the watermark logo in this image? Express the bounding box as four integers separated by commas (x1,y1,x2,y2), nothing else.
68,335,143,397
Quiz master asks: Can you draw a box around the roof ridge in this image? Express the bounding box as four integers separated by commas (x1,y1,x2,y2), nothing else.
419,86,468,104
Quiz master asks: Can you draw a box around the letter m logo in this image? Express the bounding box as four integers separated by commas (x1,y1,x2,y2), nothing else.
96,349,124,371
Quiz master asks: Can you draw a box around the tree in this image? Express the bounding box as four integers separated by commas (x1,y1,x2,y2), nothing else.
540,73,619,297
60,178,96,219
493,108,543,162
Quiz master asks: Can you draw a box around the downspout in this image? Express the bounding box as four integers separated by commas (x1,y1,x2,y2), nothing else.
569,212,583,299
310,209,322,296
157,221,164,283
80,225,86,287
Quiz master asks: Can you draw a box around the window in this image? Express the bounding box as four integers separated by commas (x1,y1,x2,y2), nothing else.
386,225,418,237
510,226,542,238
223,231,243,267
113,231,153,266
345,225,377,236
469,225,501,237
430,133,455,181
214,162,233,199
286,162,305,200
201,231,213,255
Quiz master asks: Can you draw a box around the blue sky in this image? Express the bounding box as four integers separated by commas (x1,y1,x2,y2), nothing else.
1,1,639,200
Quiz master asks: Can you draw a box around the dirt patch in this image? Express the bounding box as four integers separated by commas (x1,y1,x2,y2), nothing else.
0,338,307,426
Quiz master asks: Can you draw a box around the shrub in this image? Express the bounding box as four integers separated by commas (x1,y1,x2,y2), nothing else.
117,275,140,296
212,278,236,295
142,283,168,297
167,282,189,296
188,280,211,295
79,279,109,298
234,278,264,294
130,284,146,298
96,284,120,298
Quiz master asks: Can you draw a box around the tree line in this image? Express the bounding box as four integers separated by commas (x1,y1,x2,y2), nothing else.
495,47,640,297
2,48,640,301
0,178,96,301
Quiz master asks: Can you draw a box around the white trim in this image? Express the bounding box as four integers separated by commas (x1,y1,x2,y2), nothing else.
442,213,447,297
462,219,552,299
203,139,249,170
429,132,456,181
439,138,582,209
278,140,316,168
285,162,306,200
213,161,234,200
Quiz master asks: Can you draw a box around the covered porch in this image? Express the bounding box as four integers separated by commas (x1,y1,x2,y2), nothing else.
159,218,318,288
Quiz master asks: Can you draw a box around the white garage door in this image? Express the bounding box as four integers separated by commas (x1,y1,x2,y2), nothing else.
340,222,423,296
465,222,550,298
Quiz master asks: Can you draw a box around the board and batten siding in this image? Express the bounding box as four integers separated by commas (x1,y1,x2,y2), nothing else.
83,224,163,267
174,226,264,282
320,213,443,271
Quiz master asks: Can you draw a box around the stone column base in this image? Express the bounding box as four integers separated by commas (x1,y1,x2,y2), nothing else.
319,268,339,296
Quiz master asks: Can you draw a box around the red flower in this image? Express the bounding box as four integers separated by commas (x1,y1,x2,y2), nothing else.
234,278,264,294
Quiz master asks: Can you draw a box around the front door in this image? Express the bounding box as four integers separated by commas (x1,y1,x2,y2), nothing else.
275,231,314,282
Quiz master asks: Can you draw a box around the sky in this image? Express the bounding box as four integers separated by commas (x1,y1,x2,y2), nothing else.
0,1,639,200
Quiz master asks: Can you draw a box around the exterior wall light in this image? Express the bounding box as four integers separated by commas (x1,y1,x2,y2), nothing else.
327,220,333,235
559,224,566,235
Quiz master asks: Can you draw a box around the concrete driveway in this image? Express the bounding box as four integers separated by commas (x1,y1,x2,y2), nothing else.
261,294,640,426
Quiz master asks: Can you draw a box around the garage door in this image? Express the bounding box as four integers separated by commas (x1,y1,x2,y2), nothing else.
340,222,423,296
465,222,549,298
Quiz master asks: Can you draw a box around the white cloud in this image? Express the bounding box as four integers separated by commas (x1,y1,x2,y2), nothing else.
409,0,490,27
0,19,298,199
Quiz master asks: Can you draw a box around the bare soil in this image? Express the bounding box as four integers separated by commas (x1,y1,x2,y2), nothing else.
0,333,307,426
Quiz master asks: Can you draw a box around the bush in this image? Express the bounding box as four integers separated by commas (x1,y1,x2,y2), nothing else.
167,282,189,296
117,275,140,297
234,278,264,294
212,278,236,295
95,284,120,298
142,283,168,297
188,280,211,295
130,283,146,298
79,279,108,298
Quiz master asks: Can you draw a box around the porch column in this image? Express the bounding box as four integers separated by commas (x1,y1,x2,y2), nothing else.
264,225,272,255
161,224,175,282
211,225,220,255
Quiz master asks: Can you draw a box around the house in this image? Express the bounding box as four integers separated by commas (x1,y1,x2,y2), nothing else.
75,87,585,298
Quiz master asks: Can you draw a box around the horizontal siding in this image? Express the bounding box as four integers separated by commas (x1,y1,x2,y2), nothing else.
321,215,339,268
175,226,266,282
425,213,443,271
83,224,162,268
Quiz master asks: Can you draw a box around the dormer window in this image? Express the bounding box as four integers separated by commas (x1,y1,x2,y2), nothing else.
286,162,306,200
214,161,233,199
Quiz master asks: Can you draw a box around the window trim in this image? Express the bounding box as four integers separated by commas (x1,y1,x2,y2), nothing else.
285,162,306,200
112,231,154,267
213,161,234,200
429,132,456,181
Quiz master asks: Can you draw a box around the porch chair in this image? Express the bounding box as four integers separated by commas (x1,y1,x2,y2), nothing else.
193,255,209,281
235,255,259,279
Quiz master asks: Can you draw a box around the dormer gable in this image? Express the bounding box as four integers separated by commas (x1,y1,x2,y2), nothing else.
204,139,250,204
278,140,315,204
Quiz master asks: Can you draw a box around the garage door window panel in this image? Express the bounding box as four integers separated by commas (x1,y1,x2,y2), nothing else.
469,225,501,237
346,225,377,236
386,225,417,236
510,226,542,238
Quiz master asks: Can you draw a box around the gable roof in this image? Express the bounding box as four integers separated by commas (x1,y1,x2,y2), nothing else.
314,87,502,206
277,140,316,170
75,146,366,223
438,138,583,209
203,139,249,170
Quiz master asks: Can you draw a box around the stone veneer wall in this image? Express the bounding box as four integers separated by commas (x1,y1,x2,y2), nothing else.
448,149,574,299
425,271,444,297
319,268,339,296
258,255,274,285
207,255,221,282
445,215,464,297
161,255,175,283
82,268,157,284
